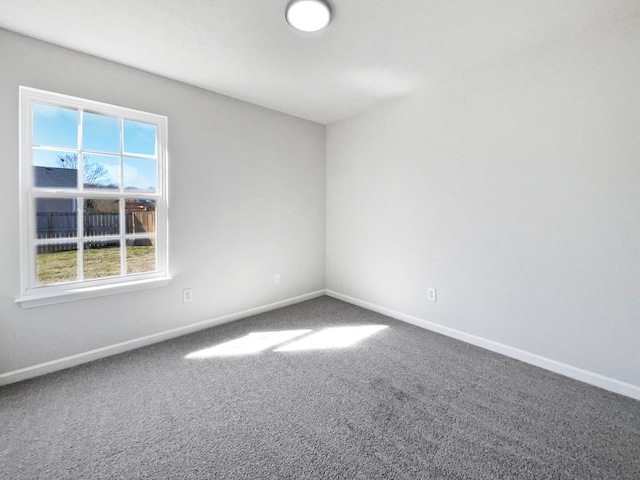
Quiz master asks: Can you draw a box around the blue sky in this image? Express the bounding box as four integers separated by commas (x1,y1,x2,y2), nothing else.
33,103,158,191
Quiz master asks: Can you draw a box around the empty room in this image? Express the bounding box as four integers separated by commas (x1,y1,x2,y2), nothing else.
1,1,639,478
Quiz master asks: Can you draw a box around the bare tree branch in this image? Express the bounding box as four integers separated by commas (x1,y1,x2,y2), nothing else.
56,153,115,188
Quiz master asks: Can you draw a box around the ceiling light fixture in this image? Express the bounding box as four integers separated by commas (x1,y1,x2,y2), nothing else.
286,0,332,32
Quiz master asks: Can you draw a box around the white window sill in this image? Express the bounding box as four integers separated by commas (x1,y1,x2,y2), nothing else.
16,276,172,309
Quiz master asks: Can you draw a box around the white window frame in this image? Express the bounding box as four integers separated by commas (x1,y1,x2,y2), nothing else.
17,87,170,308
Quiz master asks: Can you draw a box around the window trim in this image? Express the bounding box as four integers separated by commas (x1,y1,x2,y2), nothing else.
17,87,170,308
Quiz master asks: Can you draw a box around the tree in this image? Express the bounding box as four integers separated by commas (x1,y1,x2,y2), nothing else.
56,153,114,188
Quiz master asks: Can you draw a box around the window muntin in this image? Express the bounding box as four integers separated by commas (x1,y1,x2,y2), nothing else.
19,87,168,301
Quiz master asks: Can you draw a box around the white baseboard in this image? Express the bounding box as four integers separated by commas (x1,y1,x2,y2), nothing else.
326,290,640,402
0,290,325,386
5,289,639,402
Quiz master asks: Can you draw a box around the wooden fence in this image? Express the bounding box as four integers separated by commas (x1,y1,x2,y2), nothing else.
37,212,155,253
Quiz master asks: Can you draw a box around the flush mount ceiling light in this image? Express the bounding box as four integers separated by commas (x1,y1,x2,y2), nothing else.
286,0,332,32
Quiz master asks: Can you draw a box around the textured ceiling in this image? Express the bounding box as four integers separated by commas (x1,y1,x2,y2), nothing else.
1,0,638,124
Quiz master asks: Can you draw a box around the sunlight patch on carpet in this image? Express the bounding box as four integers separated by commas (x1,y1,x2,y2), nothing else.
275,325,389,352
185,330,311,358
185,325,389,359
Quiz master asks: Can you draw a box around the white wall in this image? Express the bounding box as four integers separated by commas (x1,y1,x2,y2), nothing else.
327,17,640,388
0,29,326,376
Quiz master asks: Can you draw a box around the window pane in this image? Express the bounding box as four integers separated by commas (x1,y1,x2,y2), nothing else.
84,199,120,237
127,241,156,274
35,198,78,239
83,154,120,190
33,151,78,189
125,199,156,234
84,241,121,279
33,104,78,149
37,243,78,285
123,120,156,156
33,149,77,168
124,157,157,192
83,111,120,153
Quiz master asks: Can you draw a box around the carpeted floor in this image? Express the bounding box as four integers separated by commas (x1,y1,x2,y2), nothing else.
1,296,639,479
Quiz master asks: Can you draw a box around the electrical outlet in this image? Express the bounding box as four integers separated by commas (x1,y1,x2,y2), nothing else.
274,273,281,284
182,288,193,303
428,288,437,302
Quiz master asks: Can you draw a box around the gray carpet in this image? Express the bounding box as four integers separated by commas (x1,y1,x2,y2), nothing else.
1,296,639,479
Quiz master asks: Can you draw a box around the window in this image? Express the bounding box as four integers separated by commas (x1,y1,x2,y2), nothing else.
18,87,169,307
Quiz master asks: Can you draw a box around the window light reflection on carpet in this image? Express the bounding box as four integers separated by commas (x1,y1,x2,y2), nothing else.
275,325,388,352
185,330,311,358
185,325,388,359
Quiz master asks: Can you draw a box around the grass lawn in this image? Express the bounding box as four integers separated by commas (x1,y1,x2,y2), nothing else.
37,245,156,285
